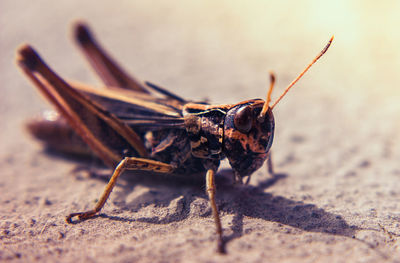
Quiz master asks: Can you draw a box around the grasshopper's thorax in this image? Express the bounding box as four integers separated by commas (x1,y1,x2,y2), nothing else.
183,103,227,159
223,100,275,178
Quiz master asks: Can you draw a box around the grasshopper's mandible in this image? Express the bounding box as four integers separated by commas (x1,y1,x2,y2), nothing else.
16,23,333,253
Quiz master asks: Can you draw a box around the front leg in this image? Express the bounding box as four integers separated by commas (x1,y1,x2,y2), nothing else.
206,169,225,254
267,151,274,175
66,157,173,223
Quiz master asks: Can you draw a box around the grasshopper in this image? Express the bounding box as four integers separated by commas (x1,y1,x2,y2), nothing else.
16,22,333,253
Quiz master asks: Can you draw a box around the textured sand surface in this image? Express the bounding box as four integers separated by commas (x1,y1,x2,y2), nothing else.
2,1,400,262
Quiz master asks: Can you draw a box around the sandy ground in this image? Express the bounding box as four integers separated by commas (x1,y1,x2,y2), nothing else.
2,1,400,262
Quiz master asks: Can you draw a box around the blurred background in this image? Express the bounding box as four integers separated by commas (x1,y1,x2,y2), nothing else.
2,0,400,174
2,0,400,146
1,1,400,261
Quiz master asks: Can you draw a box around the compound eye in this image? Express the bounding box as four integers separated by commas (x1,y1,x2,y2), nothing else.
234,106,253,133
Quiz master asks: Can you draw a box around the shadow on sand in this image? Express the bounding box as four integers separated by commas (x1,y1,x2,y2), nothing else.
88,168,360,249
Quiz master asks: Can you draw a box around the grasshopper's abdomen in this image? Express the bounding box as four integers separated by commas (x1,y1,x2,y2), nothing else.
26,111,93,157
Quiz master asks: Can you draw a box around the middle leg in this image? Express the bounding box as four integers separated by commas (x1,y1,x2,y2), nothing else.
66,157,173,223
206,169,225,253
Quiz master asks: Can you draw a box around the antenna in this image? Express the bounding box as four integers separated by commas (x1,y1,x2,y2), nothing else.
258,71,275,122
270,36,334,110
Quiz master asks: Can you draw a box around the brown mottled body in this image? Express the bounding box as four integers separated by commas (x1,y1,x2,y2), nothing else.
16,22,332,254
